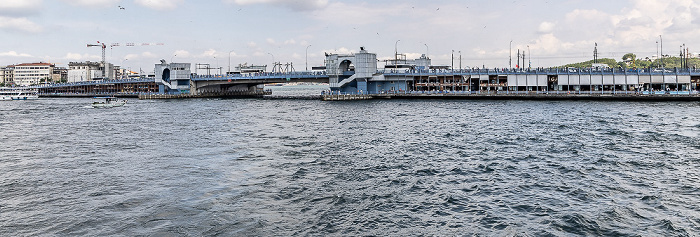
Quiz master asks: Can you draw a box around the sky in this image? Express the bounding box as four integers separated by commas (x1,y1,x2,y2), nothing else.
0,0,699,73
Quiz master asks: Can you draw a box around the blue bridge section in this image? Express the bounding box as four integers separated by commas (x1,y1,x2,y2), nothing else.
31,67,700,97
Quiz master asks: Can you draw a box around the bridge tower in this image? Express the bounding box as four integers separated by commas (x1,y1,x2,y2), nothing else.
155,60,192,94
326,47,377,93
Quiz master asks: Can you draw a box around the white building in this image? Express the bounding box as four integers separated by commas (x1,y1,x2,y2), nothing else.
2,66,14,86
67,61,108,82
12,63,55,86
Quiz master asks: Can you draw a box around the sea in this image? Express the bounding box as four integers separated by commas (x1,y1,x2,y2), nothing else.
1,85,699,236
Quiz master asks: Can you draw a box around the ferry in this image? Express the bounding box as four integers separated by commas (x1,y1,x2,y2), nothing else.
0,88,39,100
92,97,127,108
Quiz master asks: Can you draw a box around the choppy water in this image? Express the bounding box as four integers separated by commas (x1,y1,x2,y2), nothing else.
1,86,699,236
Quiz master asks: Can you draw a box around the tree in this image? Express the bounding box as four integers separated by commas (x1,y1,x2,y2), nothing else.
622,53,637,68
622,53,636,62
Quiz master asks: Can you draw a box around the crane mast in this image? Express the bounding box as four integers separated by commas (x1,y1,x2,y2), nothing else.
87,42,106,79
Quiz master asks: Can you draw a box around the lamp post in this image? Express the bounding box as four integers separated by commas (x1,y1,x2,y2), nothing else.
451,50,454,71
395,40,401,60
228,50,234,75
527,45,531,69
306,44,311,71
424,43,429,59
268,52,274,72
214,56,220,75
509,40,513,69
660,35,663,68
459,51,461,71
656,40,659,68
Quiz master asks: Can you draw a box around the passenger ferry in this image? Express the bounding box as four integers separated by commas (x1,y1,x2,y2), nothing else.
92,97,126,108
0,88,39,100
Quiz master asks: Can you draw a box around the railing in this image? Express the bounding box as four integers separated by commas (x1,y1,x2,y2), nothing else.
321,89,700,96
28,78,154,89
191,71,328,81
379,67,700,76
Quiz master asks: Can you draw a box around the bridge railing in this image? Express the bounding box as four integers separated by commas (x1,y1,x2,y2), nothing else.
380,67,700,76
322,89,700,96
28,78,154,89
191,71,328,81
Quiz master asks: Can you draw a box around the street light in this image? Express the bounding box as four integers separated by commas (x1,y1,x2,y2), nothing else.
527,45,531,69
424,43,429,59
659,35,663,68
451,50,454,71
395,40,400,60
268,53,274,72
214,56,219,75
228,50,234,74
656,40,659,67
459,51,461,70
509,40,513,69
306,44,311,71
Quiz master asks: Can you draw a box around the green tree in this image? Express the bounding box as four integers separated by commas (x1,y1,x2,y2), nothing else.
622,53,636,61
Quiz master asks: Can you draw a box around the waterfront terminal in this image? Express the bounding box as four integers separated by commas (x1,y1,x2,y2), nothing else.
24,47,700,101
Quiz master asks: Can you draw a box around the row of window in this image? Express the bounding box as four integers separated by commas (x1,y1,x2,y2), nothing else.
15,74,50,77
15,72,50,75
16,66,50,70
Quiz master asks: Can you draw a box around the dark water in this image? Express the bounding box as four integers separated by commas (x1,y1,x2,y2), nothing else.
1,87,699,236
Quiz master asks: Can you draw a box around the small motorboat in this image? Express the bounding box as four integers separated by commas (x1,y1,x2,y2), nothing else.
92,97,126,108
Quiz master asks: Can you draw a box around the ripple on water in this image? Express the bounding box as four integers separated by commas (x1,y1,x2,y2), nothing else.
1,98,700,235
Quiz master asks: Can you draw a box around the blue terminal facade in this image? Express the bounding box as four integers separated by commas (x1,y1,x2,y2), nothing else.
325,48,700,95
154,60,192,94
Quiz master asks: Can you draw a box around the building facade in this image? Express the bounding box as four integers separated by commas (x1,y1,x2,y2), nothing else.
52,67,68,83
3,66,14,86
67,61,102,82
155,60,192,94
12,63,55,86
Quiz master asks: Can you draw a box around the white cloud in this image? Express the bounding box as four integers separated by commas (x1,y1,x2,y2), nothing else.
0,51,33,57
65,53,83,60
124,54,140,60
141,52,157,58
538,21,555,34
0,0,42,16
135,0,184,11
60,0,120,8
199,49,221,58
247,41,257,47
173,50,191,58
323,47,354,55
311,2,404,25
0,16,42,33
225,0,328,11
62,53,100,62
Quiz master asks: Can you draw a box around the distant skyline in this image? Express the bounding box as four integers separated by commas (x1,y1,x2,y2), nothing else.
1,0,698,72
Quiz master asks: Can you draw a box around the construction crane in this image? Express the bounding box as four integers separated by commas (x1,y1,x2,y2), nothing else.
87,41,106,79
86,41,164,79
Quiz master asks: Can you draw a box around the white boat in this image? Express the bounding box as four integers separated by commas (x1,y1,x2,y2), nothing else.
92,97,127,108
0,88,39,100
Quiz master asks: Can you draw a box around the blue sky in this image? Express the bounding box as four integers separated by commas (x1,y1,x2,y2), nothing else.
0,0,698,72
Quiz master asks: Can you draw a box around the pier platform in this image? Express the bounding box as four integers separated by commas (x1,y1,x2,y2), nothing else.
322,91,700,101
